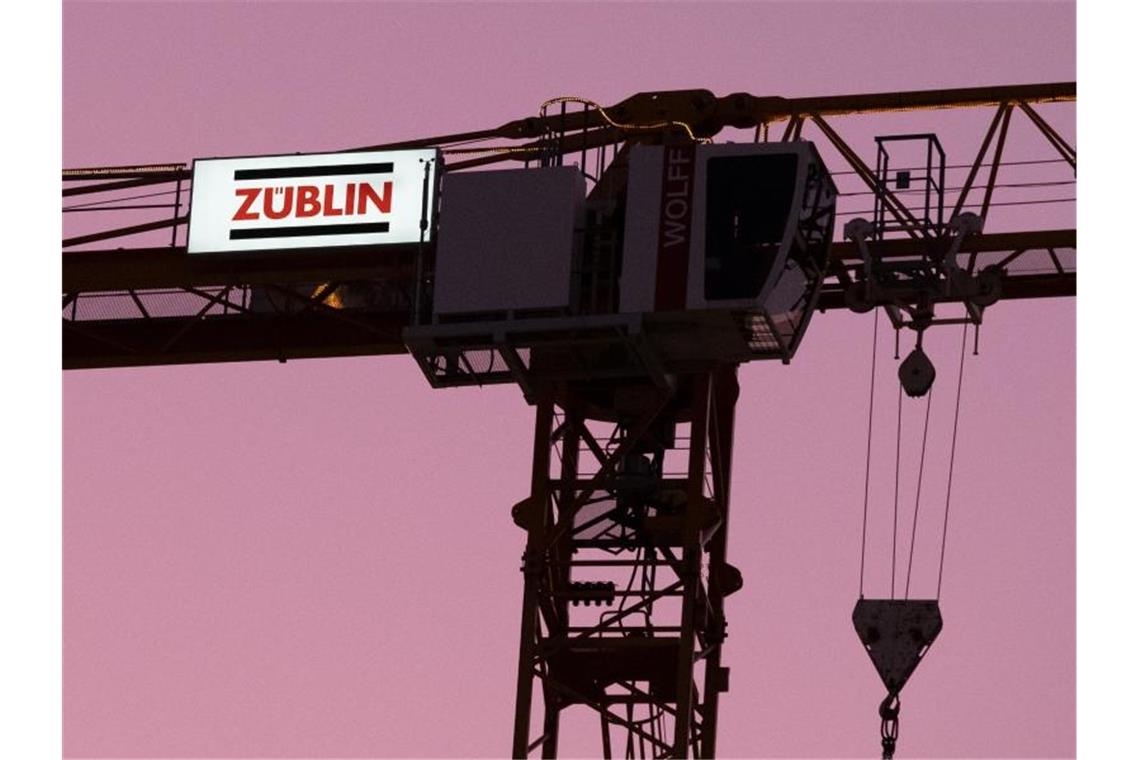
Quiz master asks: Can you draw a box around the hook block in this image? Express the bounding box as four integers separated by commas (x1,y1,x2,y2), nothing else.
853,599,943,694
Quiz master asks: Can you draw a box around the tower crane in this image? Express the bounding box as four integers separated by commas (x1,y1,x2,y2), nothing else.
62,80,1075,758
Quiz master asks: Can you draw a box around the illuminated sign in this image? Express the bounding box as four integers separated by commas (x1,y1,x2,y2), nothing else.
187,149,439,253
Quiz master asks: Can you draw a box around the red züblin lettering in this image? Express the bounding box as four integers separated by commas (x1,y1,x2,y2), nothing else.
231,181,392,221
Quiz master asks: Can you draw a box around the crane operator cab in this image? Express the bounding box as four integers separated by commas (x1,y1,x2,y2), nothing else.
620,142,836,362
404,141,837,390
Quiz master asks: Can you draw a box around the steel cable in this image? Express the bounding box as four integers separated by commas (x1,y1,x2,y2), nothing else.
836,178,1075,198
892,382,903,599
835,196,1076,217
904,388,934,599
858,309,879,597
936,325,970,598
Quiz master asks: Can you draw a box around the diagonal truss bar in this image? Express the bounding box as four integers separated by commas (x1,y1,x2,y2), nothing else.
979,105,1014,225
126,290,150,319
63,215,188,248
538,673,674,756
182,285,255,316
951,104,1009,220
158,286,233,352
573,418,614,469
808,113,926,239
1017,100,1076,170
544,393,675,549
780,115,803,142
571,505,625,539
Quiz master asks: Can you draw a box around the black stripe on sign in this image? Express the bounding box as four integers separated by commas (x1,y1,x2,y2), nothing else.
233,162,394,181
229,222,390,240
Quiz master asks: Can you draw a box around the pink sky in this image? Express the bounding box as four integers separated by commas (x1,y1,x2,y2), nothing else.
63,2,1075,757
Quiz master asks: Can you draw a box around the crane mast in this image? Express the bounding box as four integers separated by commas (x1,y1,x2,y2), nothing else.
62,82,1075,758
506,368,740,758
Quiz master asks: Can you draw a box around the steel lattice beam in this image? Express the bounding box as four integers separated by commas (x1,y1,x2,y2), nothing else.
510,368,739,758
61,228,1074,370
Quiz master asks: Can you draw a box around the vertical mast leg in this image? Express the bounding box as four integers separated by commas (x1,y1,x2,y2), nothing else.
512,390,556,758
671,373,710,757
696,365,740,758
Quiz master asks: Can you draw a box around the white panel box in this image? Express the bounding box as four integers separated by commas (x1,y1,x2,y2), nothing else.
433,167,585,318
188,149,439,254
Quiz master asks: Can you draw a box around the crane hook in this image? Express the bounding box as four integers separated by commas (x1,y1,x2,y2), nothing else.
879,692,901,759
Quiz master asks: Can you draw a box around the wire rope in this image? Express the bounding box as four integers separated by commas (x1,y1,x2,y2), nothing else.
904,388,935,599
936,325,969,598
891,381,903,599
826,157,1069,177
63,186,184,211
858,309,880,597
836,179,1075,198
835,197,1076,217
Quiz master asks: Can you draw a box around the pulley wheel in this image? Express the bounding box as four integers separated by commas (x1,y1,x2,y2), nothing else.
899,347,936,397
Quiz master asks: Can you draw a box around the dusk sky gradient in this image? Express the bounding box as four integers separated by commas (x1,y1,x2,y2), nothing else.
63,2,1075,758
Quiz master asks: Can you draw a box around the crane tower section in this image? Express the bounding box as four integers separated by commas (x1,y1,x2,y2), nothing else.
404,142,836,394
404,143,836,756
